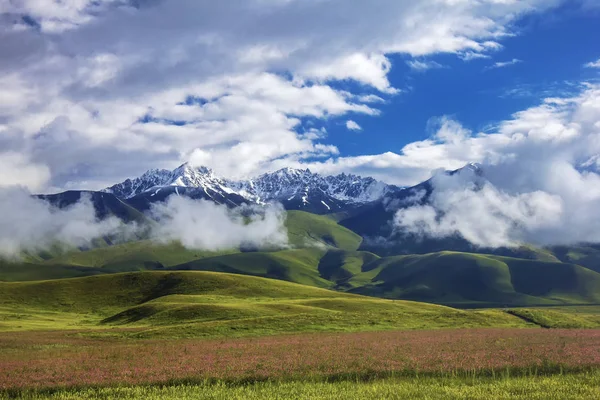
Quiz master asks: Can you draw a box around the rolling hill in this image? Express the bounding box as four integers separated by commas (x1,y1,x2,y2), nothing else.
349,252,600,307
0,271,533,337
4,241,600,308
285,210,362,250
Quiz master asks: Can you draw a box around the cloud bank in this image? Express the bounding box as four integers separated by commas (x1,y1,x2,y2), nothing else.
0,189,289,259
0,188,124,259
149,197,288,251
391,85,600,248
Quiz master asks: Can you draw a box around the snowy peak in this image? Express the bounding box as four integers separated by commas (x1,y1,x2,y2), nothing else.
104,164,399,212
170,163,216,187
104,163,236,200
246,167,393,205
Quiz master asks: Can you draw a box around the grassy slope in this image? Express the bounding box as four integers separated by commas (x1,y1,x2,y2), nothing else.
285,210,362,251
549,244,600,273
350,252,600,306
317,249,380,289
5,246,600,308
45,240,237,270
0,241,237,282
0,271,530,337
0,210,361,282
170,248,332,288
2,208,599,308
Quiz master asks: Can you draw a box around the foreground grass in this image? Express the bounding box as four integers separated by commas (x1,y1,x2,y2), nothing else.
10,373,600,400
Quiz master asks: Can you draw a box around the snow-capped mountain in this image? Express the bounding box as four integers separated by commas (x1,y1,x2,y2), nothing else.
104,164,237,200
103,163,399,213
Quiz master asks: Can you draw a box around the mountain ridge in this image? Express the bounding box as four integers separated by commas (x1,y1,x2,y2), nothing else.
104,163,401,214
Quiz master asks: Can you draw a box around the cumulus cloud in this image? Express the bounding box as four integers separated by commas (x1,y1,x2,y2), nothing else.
394,172,564,248
0,152,51,191
388,84,600,247
346,120,362,131
149,196,288,251
0,0,564,191
0,188,125,259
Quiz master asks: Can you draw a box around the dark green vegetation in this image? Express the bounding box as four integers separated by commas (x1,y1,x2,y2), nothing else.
2,210,600,309
4,246,600,308
550,244,600,273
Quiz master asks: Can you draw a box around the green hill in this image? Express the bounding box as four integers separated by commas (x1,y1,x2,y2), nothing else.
549,244,600,273
169,250,600,307
3,206,600,309
317,249,380,289
0,210,360,282
0,241,237,282
285,210,362,251
0,271,531,337
170,248,332,288
45,240,237,271
350,252,600,307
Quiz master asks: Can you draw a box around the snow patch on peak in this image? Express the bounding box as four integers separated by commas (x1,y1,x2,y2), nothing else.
104,164,399,207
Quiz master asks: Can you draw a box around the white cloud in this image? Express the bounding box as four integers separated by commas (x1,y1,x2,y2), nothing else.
150,197,288,251
406,59,444,71
394,172,564,248
0,188,126,259
356,94,386,104
346,120,362,131
0,186,289,258
585,58,600,69
459,51,492,61
386,84,600,247
0,0,564,191
0,152,51,191
486,58,523,70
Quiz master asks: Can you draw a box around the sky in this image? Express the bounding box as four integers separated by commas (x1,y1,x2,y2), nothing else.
1,0,600,193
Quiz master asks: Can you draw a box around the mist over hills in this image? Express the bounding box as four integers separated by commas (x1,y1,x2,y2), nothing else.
31,162,597,258
0,162,598,308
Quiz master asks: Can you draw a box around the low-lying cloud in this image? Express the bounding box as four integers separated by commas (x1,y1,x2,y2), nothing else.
0,188,125,259
0,189,289,260
149,196,288,251
394,170,564,248
386,84,600,249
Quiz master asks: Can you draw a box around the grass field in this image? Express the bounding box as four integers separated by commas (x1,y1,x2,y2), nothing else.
10,373,600,400
2,271,600,399
285,210,363,251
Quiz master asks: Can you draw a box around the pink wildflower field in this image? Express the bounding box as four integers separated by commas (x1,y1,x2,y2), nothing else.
2,328,600,391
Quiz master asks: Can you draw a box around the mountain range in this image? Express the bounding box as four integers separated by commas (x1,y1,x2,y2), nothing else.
15,162,600,309
102,163,400,214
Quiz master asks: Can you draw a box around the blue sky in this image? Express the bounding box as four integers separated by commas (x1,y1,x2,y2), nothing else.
323,2,600,159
